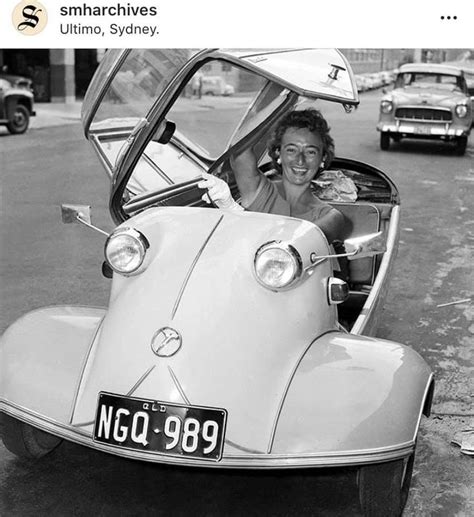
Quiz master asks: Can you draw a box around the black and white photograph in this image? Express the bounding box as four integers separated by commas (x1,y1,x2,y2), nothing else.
1,5,473,513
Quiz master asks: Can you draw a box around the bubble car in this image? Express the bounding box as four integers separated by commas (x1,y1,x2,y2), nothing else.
1,49,434,516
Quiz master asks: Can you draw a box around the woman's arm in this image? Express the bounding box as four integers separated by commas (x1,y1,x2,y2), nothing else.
316,208,347,244
230,148,263,208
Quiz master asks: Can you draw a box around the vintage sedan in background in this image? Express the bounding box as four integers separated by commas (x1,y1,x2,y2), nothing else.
0,73,35,134
377,63,472,154
1,49,434,516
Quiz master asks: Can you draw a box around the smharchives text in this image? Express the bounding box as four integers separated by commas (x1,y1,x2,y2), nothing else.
59,3,158,16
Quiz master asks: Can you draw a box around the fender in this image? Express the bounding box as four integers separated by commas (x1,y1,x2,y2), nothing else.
271,331,433,457
0,310,433,468
0,306,105,424
4,92,34,116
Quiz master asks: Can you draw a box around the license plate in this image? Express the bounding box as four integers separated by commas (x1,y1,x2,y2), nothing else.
413,126,431,135
93,392,227,461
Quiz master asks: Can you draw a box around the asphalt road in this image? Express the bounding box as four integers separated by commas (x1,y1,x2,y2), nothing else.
0,91,473,516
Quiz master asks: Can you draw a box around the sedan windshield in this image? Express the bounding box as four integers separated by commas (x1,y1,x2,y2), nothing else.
396,72,465,91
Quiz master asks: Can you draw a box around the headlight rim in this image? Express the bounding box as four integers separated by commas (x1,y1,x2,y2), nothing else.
254,240,303,291
104,227,149,276
380,99,394,114
455,103,469,118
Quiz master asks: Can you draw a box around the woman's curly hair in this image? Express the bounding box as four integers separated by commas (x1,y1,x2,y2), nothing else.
267,108,335,174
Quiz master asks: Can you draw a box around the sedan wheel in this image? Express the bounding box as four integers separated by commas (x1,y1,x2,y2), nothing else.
358,453,415,517
0,413,62,459
455,136,467,156
380,132,390,150
6,104,30,134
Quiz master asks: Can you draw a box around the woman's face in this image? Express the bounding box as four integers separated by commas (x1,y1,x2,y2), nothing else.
278,127,324,187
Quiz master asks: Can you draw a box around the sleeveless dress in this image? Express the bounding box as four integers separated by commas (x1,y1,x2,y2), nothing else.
246,175,339,225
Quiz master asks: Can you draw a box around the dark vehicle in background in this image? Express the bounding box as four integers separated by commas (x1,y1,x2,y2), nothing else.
377,63,472,154
0,73,35,134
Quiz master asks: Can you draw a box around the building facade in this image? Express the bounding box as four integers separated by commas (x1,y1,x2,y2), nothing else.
0,49,102,102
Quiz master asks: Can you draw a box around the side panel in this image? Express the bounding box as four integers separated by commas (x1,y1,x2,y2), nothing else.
272,331,432,454
0,306,105,424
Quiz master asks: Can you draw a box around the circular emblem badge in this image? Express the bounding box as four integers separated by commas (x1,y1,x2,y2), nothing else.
12,0,48,36
151,327,182,357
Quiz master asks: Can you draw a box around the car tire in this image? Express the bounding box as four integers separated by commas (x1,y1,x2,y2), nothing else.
6,104,30,135
0,413,62,460
380,132,390,150
358,453,414,517
455,136,467,156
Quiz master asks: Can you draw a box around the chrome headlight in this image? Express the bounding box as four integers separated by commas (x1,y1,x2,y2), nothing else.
455,104,468,118
105,228,149,276
254,241,302,290
380,100,393,114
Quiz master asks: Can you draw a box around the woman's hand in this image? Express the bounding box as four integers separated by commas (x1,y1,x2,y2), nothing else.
198,172,243,211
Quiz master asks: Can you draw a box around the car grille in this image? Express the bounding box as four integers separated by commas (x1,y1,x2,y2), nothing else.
395,107,452,122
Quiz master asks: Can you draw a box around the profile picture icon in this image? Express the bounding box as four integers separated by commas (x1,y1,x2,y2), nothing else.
12,0,48,35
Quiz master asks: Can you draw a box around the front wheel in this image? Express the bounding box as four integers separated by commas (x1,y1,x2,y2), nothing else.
6,104,30,134
0,413,62,459
358,453,415,517
380,132,390,150
455,136,467,156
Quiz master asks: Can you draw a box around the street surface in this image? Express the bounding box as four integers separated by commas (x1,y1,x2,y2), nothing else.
0,90,473,516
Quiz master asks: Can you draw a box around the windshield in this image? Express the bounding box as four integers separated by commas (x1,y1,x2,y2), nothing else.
89,49,191,133
119,64,290,199
396,72,465,91
83,48,359,222
165,64,288,159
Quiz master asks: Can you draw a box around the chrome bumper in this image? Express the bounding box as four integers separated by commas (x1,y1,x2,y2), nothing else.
377,122,469,137
1,401,415,469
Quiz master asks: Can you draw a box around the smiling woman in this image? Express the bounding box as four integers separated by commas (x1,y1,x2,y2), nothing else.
231,108,346,244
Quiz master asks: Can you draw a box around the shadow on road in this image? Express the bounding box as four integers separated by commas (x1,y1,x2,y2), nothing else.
1,441,362,516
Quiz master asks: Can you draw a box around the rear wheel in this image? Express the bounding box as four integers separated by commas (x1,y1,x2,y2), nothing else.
380,132,390,150
358,453,415,517
0,413,62,459
6,104,30,134
455,136,467,155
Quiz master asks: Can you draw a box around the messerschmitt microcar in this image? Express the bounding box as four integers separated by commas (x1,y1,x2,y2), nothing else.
0,49,434,516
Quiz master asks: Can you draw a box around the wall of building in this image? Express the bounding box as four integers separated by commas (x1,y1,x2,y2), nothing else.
0,48,99,102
